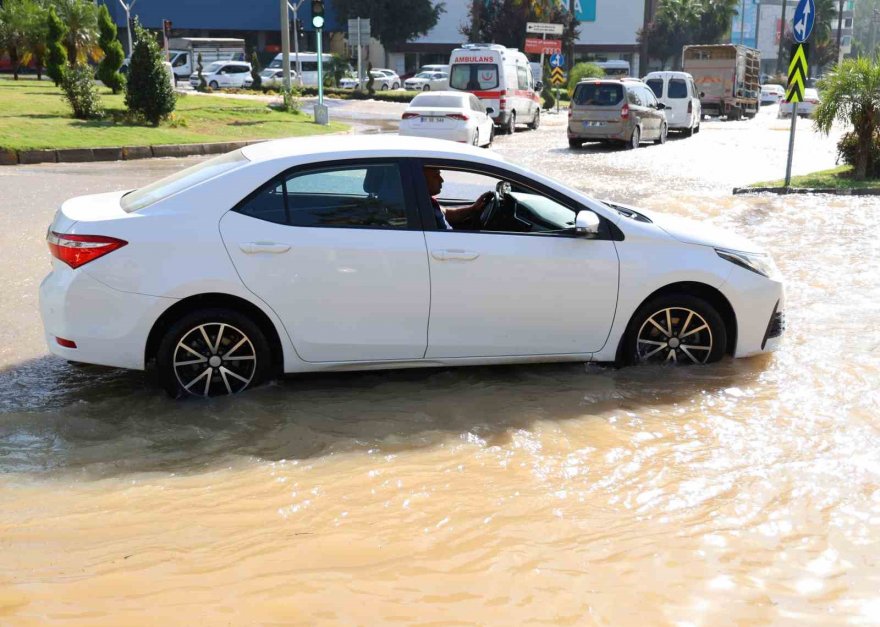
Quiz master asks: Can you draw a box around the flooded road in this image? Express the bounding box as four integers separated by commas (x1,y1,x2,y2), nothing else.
2,110,880,624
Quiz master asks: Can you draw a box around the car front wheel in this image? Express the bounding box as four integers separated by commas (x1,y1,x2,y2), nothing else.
622,293,727,366
157,308,271,398
628,127,640,149
423,85,430,91
655,123,668,145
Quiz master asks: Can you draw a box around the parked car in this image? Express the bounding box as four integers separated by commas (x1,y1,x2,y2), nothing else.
189,61,253,89
373,68,401,89
339,70,399,90
40,136,784,398
779,88,820,118
259,68,297,89
760,84,785,105
644,71,701,136
568,78,668,149
399,92,495,147
404,71,449,91
267,52,333,87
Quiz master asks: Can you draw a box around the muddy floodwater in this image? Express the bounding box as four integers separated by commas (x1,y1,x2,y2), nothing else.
1,110,880,624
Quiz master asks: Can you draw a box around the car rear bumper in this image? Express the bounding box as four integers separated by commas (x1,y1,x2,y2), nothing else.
567,120,629,141
39,265,175,370
400,125,472,143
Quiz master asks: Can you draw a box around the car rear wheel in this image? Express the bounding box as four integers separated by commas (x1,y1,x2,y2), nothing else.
505,111,516,134
157,308,271,398
393,82,400,89
628,127,640,149
209,80,219,89
423,85,430,91
568,138,583,149
622,293,727,366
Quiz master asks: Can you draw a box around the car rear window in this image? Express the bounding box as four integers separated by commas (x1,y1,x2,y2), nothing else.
121,150,249,213
572,83,623,106
450,63,499,90
668,79,688,98
646,79,663,98
411,95,465,108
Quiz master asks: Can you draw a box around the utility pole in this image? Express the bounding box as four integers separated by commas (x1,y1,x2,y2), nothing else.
740,0,746,44
288,1,306,86
117,0,137,57
777,0,789,74
280,0,291,102
835,0,845,63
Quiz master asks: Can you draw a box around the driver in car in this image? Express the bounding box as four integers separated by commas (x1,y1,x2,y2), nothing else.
424,167,495,230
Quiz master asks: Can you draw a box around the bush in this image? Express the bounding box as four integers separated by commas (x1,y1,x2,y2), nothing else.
196,52,207,92
61,63,103,119
366,62,375,95
837,131,880,178
46,7,67,86
124,20,175,125
567,62,604,97
298,86,419,103
96,4,125,94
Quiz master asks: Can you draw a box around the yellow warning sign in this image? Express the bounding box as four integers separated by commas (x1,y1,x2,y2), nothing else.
550,66,565,86
787,43,809,103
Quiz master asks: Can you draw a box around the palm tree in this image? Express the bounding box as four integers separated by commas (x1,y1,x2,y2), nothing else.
814,56,880,179
54,0,99,65
0,0,40,80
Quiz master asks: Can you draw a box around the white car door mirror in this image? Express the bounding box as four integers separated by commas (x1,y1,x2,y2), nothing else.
575,210,600,237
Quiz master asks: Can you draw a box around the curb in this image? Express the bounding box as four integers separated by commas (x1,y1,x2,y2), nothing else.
733,186,880,196
1,139,265,166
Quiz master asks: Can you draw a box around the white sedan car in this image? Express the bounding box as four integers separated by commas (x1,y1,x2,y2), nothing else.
779,88,820,118
339,70,397,90
40,136,785,398
259,68,298,89
404,71,449,91
189,61,253,90
400,92,495,147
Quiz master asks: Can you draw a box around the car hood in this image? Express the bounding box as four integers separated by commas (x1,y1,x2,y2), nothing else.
607,202,765,254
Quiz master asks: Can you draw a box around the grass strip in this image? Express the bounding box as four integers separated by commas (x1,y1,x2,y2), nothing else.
749,165,880,190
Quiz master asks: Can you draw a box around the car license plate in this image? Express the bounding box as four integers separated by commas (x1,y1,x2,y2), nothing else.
423,116,445,123
583,121,605,127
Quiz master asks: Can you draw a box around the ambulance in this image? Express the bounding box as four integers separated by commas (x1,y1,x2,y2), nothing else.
448,43,542,135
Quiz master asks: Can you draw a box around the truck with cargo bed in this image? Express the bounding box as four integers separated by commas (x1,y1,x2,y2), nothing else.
682,44,760,120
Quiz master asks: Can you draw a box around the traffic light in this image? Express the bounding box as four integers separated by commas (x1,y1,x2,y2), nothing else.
296,19,304,39
311,0,324,29
162,19,172,39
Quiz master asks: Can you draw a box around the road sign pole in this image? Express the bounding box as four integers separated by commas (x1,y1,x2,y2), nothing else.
784,102,799,188
539,32,546,74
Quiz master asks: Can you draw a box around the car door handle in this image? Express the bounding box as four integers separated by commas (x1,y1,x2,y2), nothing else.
431,249,479,261
239,242,291,254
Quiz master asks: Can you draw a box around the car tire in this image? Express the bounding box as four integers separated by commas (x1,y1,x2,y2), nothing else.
684,123,694,138
568,138,583,149
655,123,668,145
381,83,389,90
423,85,430,91
694,122,701,134
209,80,219,89
527,108,540,130
393,82,400,89
485,125,494,148
621,293,727,366
157,308,272,398
628,127,640,149
472,130,479,146
505,111,516,135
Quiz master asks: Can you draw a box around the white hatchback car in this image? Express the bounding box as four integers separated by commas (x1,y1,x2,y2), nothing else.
400,92,495,147
189,61,253,90
40,137,785,397
404,72,449,91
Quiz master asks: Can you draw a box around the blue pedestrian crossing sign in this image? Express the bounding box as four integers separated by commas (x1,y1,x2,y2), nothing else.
793,0,815,43
549,53,564,69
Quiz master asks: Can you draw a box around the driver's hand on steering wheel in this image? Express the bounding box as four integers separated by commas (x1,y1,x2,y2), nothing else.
475,191,495,210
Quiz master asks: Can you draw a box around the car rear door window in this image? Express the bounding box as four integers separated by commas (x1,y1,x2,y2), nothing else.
646,79,663,98
668,78,688,98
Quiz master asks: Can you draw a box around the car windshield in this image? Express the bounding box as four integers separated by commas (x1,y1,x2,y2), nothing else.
204,62,225,73
450,63,499,90
121,150,249,213
572,83,624,106
260,69,275,76
410,95,464,108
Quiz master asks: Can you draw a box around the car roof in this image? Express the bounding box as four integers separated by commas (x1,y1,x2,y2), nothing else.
644,71,692,79
242,135,507,166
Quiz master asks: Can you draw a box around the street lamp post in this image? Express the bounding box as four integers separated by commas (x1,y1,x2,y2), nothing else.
117,0,137,57
287,0,305,86
777,0,789,75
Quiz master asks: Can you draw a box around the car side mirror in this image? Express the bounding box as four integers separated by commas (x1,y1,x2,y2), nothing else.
575,210,600,237
699,91,705,98
656,102,666,110
534,81,543,91
486,107,495,115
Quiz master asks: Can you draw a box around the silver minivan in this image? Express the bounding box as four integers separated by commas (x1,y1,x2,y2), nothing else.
644,71,702,137
567,78,668,150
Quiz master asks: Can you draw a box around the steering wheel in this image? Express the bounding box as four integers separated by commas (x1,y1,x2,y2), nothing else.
479,181,511,229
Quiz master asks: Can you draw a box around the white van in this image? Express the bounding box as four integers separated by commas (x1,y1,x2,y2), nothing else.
448,43,541,134
269,52,333,87
644,71,702,136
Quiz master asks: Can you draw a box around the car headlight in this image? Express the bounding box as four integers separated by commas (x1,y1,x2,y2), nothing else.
716,248,781,279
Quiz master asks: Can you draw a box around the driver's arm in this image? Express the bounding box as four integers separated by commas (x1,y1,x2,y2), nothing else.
441,192,494,228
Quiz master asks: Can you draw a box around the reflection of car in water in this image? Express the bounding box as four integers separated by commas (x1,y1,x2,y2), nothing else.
40,136,785,398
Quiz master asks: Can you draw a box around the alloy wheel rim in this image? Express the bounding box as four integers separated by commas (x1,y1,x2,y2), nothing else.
173,323,257,396
636,307,713,364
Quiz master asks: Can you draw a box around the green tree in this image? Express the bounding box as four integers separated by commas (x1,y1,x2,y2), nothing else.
196,52,207,91
22,1,48,81
96,4,125,93
852,0,880,58
461,0,578,54
814,56,880,179
639,0,738,69
54,0,98,65
250,51,262,89
125,20,176,125
333,0,444,56
0,0,37,80
46,6,67,86
567,62,604,96
324,53,350,87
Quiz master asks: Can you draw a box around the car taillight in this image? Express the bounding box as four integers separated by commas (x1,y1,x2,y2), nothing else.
47,231,127,269
781,99,789,104
621,103,630,120
687,100,693,114
445,113,469,121
401,112,419,119
807,98,819,104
